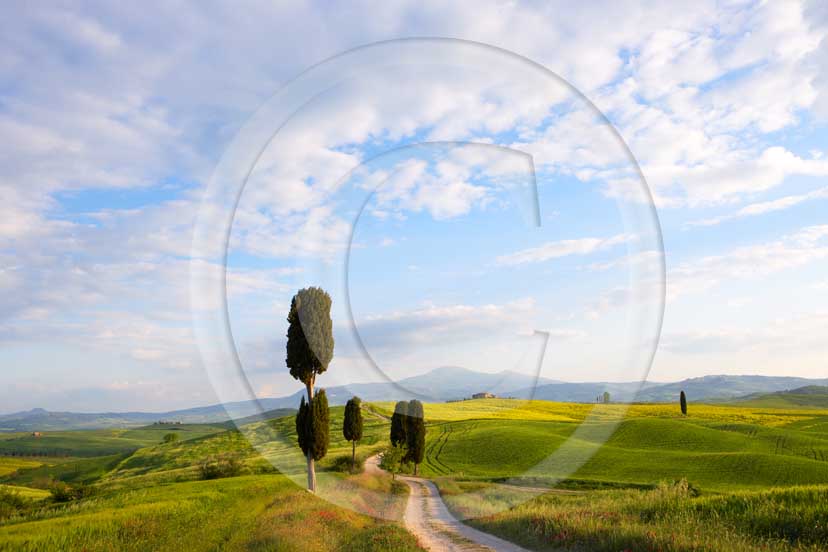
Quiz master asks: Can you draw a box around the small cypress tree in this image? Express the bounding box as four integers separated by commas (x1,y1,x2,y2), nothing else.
343,396,363,471
680,390,687,416
296,396,310,455
390,400,408,447
406,400,426,475
310,389,329,462
295,390,329,477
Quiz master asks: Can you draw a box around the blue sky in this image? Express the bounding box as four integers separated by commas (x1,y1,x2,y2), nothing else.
1,1,828,413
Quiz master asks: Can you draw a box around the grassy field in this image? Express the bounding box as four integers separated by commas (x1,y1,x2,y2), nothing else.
438,479,828,551
392,400,828,491
0,415,419,551
0,475,420,551
0,459,44,478
0,486,49,501
2,398,828,550
412,399,828,551
0,424,226,458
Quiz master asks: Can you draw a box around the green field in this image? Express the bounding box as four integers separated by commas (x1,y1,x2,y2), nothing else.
1,399,827,550
0,459,44,478
0,424,227,458
0,475,419,551
439,480,828,551
376,400,828,491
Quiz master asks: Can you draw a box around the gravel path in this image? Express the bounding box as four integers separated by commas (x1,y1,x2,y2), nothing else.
365,456,532,552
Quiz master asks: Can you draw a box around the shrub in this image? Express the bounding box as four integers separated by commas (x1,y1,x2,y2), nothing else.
0,487,29,519
390,480,409,495
329,454,365,473
49,481,75,503
199,454,243,480
163,433,180,444
379,444,408,480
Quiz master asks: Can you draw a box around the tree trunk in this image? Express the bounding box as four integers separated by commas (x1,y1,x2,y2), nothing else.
414,462,418,476
351,440,356,472
305,380,316,492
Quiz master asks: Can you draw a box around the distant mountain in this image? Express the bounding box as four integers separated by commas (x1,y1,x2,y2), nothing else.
726,385,828,409
0,367,559,431
3,370,827,432
635,375,828,403
509,381,659,403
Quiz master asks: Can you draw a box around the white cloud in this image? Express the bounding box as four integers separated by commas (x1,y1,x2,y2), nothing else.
497,234,636,266
669,224,828,299
662,310,828,355
688,184,828,227
353,298,550,352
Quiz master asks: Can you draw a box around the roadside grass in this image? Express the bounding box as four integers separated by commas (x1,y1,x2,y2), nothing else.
0,474,423,551
440,480,828,552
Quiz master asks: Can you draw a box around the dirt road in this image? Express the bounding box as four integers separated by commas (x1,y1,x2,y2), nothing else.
365,456,532,552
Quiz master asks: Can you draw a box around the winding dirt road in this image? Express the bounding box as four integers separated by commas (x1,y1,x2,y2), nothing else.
366,456,531,552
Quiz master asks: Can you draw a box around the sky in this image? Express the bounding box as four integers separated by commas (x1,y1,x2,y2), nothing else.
1,1,828,413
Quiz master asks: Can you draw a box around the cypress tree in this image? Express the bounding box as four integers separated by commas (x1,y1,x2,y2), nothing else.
310,389,329,461
390,400,408,447
343,396,363,471
406,400,426,475
296,391,329,462
680,390,687,416
296,396,310,455
286,287,334,492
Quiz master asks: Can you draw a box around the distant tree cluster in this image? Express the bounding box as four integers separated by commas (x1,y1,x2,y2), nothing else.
597,392,611,404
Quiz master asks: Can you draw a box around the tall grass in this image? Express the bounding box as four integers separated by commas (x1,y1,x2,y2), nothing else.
0,475,423,551
442,480,828,551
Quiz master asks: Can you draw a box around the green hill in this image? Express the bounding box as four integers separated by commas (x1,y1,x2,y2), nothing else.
413,400,828,491
730,385,828,409
0,424,226,458
4,398,828,551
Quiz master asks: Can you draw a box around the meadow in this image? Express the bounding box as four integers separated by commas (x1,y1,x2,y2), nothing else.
0,398,826,550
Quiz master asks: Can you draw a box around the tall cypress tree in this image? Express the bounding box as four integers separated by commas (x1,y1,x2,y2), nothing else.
406,400,426,475
343,396,363,472
390,400,408,447
286,287,334,492
680,390,688,416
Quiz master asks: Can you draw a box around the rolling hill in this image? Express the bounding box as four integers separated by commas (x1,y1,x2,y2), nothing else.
4,367,828,431
728,385,828,408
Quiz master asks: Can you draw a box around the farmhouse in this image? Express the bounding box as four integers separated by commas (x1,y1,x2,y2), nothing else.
472,392,496,399
31,431,42,438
